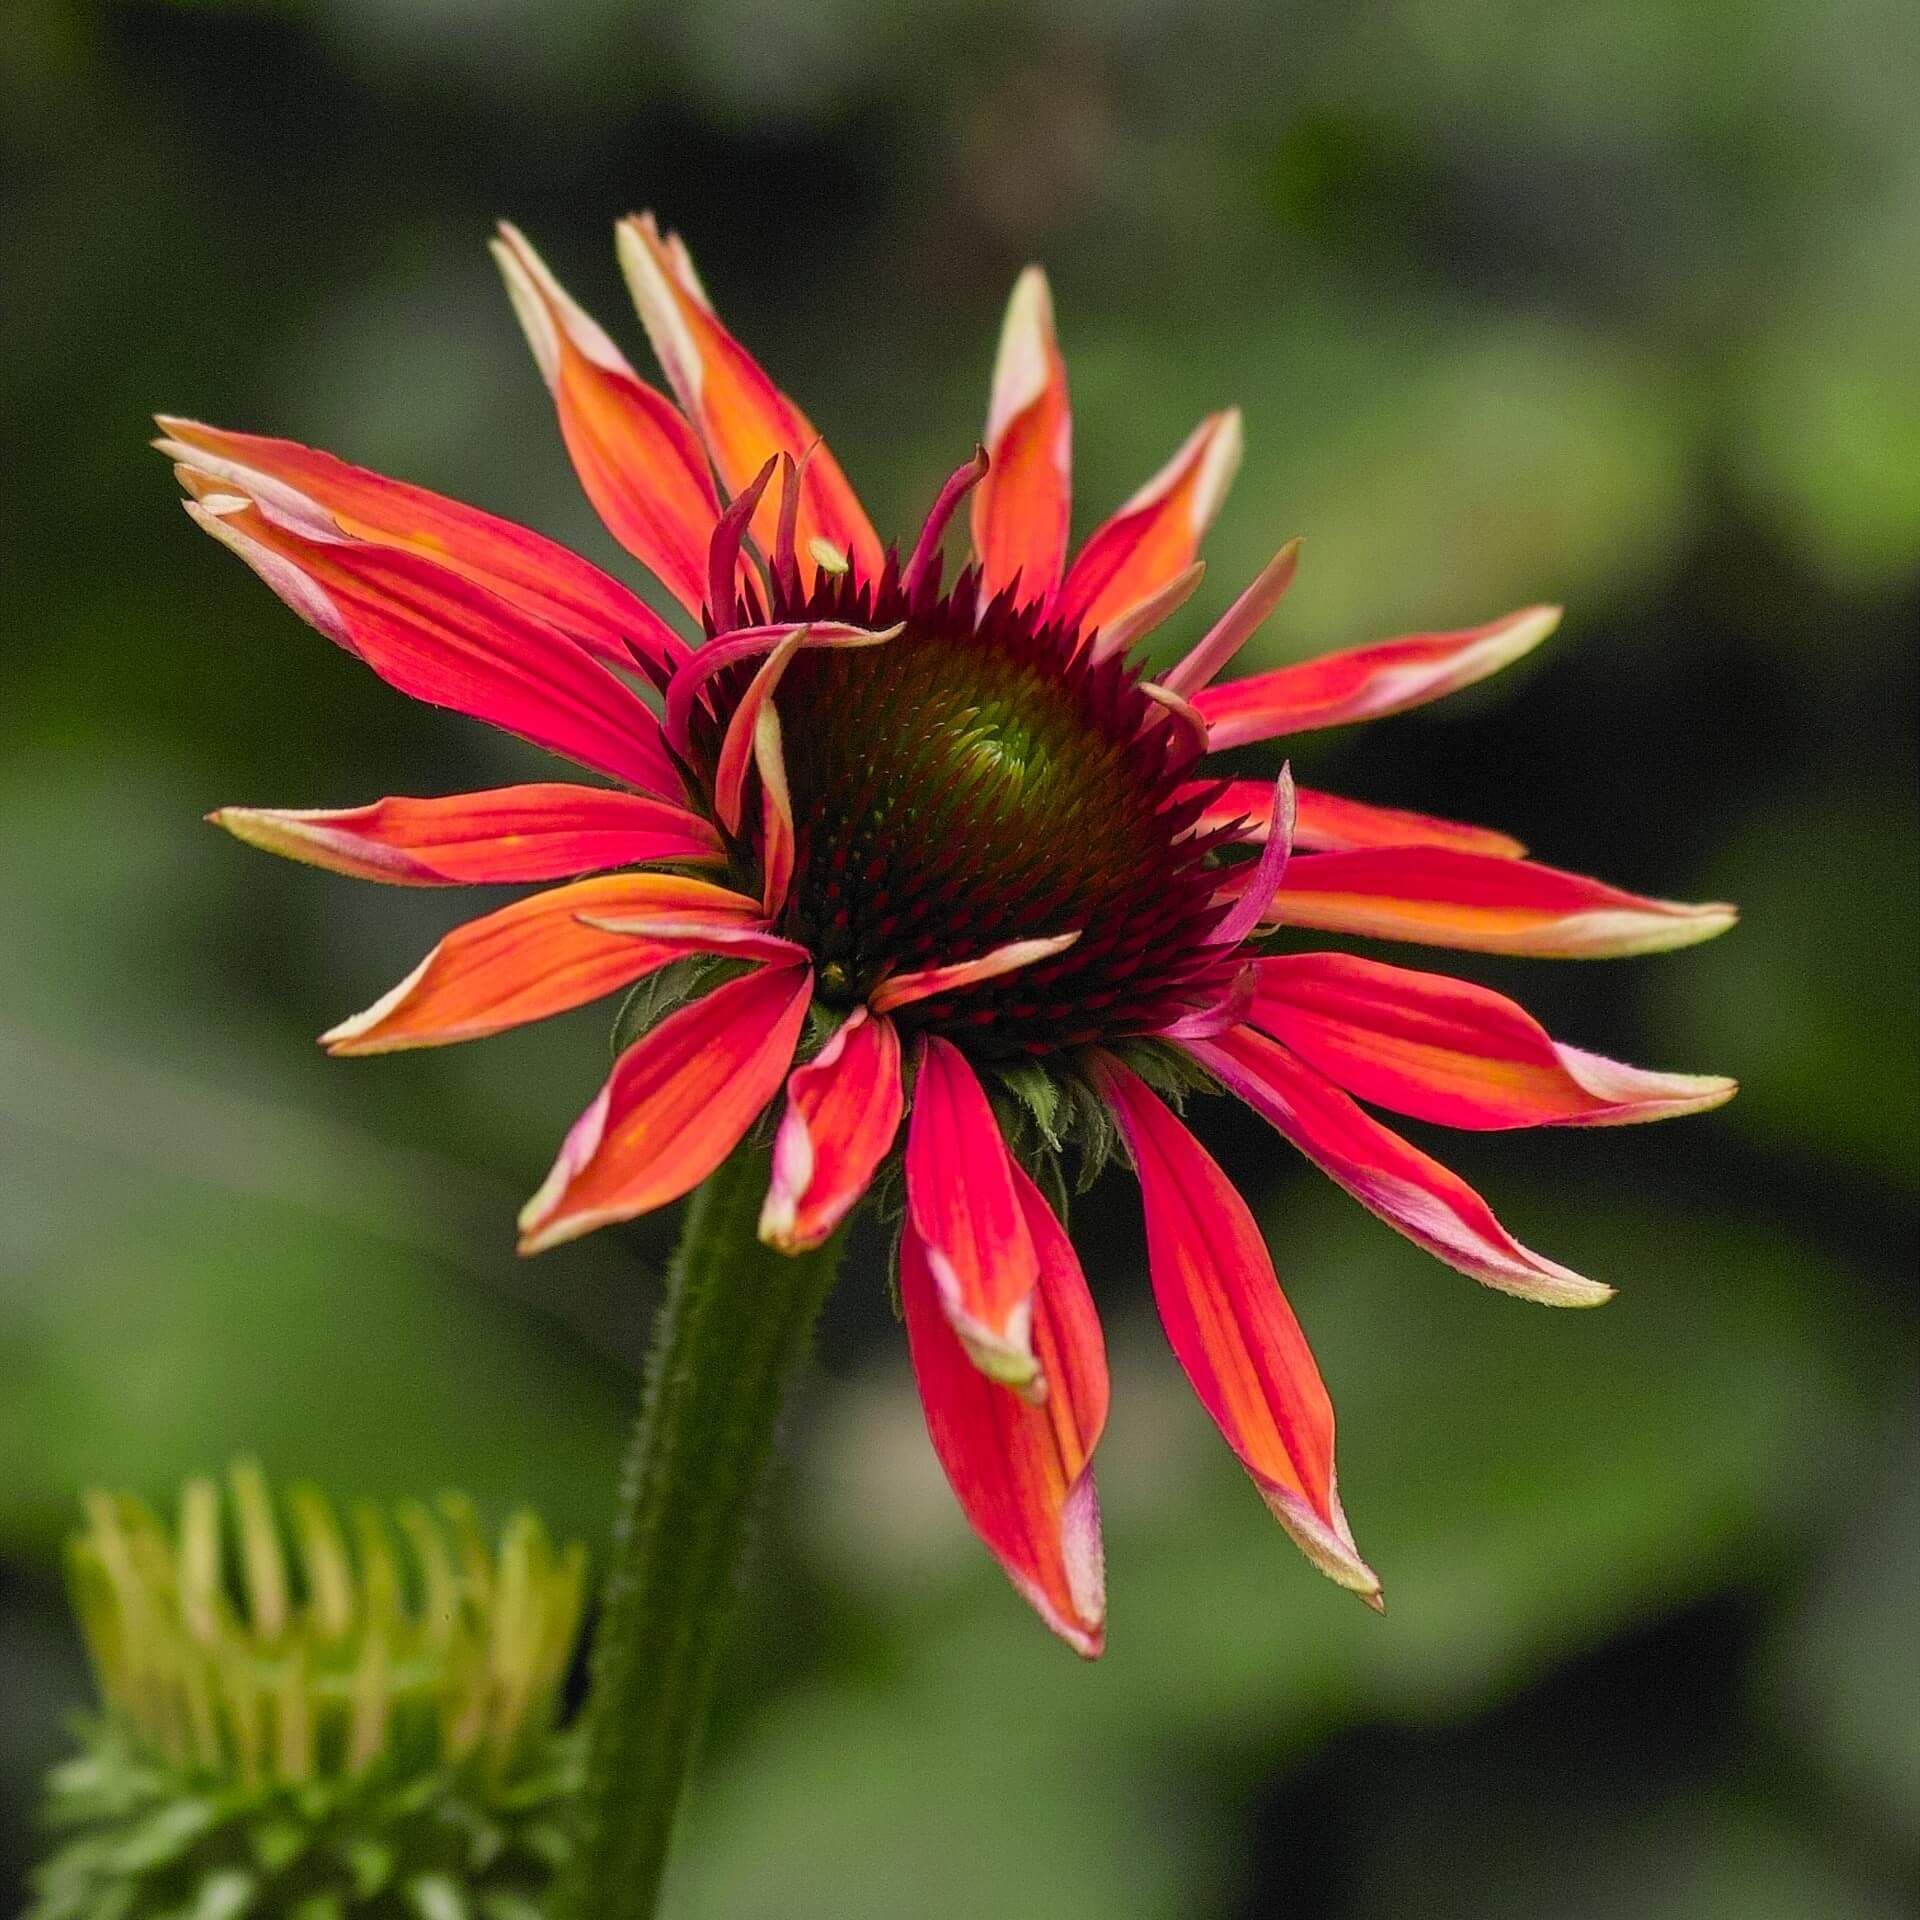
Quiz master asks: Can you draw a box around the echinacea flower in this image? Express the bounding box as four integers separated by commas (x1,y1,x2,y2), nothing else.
34,1463,585,1920
164,216,1735,1656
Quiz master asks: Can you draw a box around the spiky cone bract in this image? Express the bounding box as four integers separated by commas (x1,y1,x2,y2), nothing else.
30,1463,587,1920
165,213,1737,1659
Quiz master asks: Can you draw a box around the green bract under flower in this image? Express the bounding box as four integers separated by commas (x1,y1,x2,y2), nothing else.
32,1464,586,1920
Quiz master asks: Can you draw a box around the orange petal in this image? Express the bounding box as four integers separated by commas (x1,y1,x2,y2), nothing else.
178,479,680,799
1190,1026,1614,1308
320,872,768,1055
902,1165,1109,1656
210,784,723,886
1252,953,1736,1129
154,417,689,678
904,1036,1042,1394
617,214,882,586
1196,605,1562,746
1055,409,1243,640
1093,1054,1379,1601
491,224,721,619
517,964,812,1252
759,1009,905,1251
1264,847,1739,957
1182,779,1527,860
970,267,1071,608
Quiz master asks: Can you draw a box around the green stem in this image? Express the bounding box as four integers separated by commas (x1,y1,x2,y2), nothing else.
562,1140,845,1920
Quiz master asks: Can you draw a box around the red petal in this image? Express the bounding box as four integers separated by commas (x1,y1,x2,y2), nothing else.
1265,847,1739,957
319,872,768,1055
210,784,722,886
617,214,882,586
1252,953,1736,1129
1189,1026,1613,1308
970,267,1072,608
1092,1055,1379,1600
901,1166,1109,1656
1055,409,1243,640
154,417,688,679
517,964,812,1252
1180,780,1527,860
1195,605,1561,747
1208,766,1295,949
760,1009,905,1251
179,481,679,799
904,1037,1042,1393
490,224,721,621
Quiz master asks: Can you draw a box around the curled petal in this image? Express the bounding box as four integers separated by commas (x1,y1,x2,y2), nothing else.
1209,765,1295,948
617,214,882,585
154,417,688,678
1251,953,1736,1129
210,785,723,886
1092,1055,1378,1601
1056,409,1244,639
320,873,767,1054
901,1167,1109,1656
904,444,989,599
759,1008,904,1251
662,618,899,759
1182,780,1526,860
905,1037,1042,1394
178,481,679,799
971,267,1071,607
869,932,1081,1015
755,700,796,917
713,624,807,834
1265,847,1740,958
706,453,776,632
1188,1026,1613,1308
490,223,721,620
517,963,812,1252
1196,605,1562,748
1157,538,1299,699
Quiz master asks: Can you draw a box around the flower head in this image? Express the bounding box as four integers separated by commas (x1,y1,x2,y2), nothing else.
34,1462,586,1917
164,215,1735,1654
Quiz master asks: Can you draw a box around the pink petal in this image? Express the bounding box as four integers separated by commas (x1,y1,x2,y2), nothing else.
1251,952,1736,1129
1091,1054,1379,1600
209,784,723,886
1188,1025,1614,1308
1264,846,1740,957
869,932,1081,1015
1181,780,1527,860
760,1009,905,1251
517,963,813,1252
971,267,1072,608
1209,766,1295,949
1156,539,1299,699
901,1165,1109,1656
154,417,689,679
1196,605,1562,747
179,480,679,799
904,1036,1042,1393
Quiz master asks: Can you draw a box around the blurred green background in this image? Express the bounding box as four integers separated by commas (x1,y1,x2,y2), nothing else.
4,0,1916,1912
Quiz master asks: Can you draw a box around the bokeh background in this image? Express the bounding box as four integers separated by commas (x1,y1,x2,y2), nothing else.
4,1,1916,1913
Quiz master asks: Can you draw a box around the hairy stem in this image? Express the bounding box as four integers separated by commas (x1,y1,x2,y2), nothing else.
562,1141,844,1920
